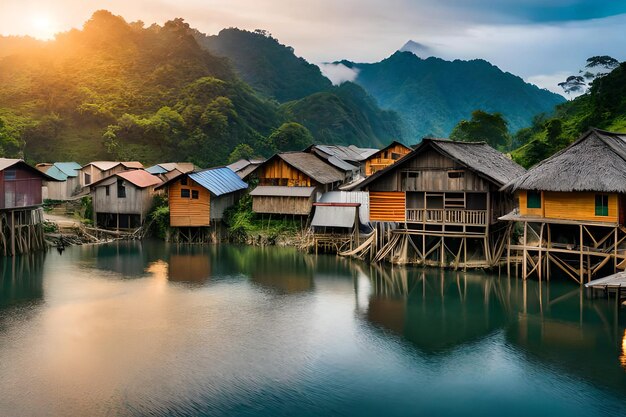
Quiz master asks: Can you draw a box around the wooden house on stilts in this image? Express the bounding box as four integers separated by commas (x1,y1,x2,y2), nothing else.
500,129,626,283
354,138,525,268
250,152,344,218
0,159,57,256
157,167,248,242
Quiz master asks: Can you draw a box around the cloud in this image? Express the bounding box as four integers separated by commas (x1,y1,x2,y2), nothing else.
318,63,360,85
526,72,571,97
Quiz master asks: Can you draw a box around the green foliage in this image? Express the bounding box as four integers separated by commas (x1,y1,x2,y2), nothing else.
450,110,511,149
265,122,313,152
511,60,626,168
195,28,332,102
228,143,255,163
343,52,565,140
280,82,403,148
149,198,170,239
43,221,58,233
81,196,93,222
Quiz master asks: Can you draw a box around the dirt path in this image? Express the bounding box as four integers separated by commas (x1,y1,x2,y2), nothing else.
44,213,82,230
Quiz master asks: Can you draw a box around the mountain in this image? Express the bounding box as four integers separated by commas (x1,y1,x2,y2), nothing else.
511,61,626,167
281,82,403,148
195,28,332,102
340,51,566,141
0,12,401,165
399,40,433,58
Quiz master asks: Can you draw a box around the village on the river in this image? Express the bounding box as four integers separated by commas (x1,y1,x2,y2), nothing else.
2,128,626,298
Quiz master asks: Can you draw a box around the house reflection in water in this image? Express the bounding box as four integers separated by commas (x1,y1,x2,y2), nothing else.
361,264,626,394
246,247,315,294
0,252,45,307
167,249,211,284
364,267,509,352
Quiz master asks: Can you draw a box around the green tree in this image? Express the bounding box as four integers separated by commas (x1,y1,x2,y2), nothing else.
228,143,255,163
266,122,314,152
450,110,510,149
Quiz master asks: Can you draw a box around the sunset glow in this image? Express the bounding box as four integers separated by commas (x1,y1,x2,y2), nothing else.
29,13,57,40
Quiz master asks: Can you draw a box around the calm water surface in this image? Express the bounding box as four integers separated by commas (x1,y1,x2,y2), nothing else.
1,241,626,416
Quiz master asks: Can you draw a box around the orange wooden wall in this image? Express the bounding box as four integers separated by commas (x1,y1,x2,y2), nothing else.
169,177,211,227
258,159,313,186
519,190,619,223
365,144,411,176
370,191,406,222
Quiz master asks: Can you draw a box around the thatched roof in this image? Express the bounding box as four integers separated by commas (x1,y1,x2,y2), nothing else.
502,129,626,193
357,138,525,189
274,152,345,185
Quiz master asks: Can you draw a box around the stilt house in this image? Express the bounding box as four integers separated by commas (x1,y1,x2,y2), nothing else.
305,144,379,181
355,138,525,268
90,170,162,230
363,141,412,176
250,152,344,216
80,161,144,188
157,167,248,227
0,159,57,255
37,162,82,200
500,128,626,283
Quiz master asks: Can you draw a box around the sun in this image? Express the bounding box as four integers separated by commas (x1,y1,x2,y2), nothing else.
29,14,57,40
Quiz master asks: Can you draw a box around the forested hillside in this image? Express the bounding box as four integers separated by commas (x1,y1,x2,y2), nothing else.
195,28,332,102
0,11,402,165
512,61,626,167
342,51,565,140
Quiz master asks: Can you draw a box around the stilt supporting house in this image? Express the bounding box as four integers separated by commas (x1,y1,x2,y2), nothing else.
0,208,47,256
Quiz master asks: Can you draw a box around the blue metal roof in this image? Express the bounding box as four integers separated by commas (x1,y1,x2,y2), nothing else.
45,165,68,181
189,167,248,196
146,165,168,174
54,162,81,177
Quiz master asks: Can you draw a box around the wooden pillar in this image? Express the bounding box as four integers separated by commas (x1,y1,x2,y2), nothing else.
522,221,527,280
10,210,15,256
538,223,544,281
579,224,584,285
546,223,551,281
614,226,618,273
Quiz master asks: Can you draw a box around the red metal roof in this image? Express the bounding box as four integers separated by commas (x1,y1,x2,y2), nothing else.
117,170,162,188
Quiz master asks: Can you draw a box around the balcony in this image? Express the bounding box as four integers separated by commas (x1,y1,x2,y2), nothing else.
406,208,487,226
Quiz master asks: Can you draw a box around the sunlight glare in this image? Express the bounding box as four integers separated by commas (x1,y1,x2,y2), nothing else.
29,14,57,40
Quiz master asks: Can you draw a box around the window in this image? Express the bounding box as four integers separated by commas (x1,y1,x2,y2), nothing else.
595,194,609,216
448,171,465,179
105,185,110,196
117,179,126,198
84,173,91,185
4,170,16,180
181,188,190,198
527,191,541,209
192,190,199,199
181,177,188,186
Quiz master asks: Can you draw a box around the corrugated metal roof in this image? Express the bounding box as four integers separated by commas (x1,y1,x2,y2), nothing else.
326,156,359,172
44,165,69,181
250,186,316,197
117,170,162,188
0,158,59,181
87,161,144,171
311,205,357,228
319,191,370,222
277,152,344,184
146,165,168,174
54,162,82,177
189,167,248,196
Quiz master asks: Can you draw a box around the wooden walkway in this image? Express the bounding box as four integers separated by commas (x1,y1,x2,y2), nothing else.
585,272,626,304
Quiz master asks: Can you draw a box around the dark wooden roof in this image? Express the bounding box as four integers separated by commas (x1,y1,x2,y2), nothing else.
356,138,525,189
271,152,345,185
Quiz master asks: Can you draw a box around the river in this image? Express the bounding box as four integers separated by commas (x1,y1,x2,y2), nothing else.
1,241,625,416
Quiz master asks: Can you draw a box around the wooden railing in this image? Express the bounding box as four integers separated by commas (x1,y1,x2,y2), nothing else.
405,209,487,225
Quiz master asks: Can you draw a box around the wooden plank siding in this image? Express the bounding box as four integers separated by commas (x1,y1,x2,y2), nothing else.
252,195,313,215
169,178,211,227
258,158,315,187
518,190,619,223
369,192,406,222
0,167,43,209
365,143,412,176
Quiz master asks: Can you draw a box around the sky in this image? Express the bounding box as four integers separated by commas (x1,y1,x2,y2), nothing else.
1,0,625,95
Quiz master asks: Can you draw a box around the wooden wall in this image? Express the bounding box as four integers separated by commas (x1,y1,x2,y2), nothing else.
258,158,314,187
43,176,80,200
169,177,211,227
365,143,411,176
367,149,491,193
252,195,313,215
369,191,405,222
92,177,154,220
0,168,43,209
519,190,619,223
